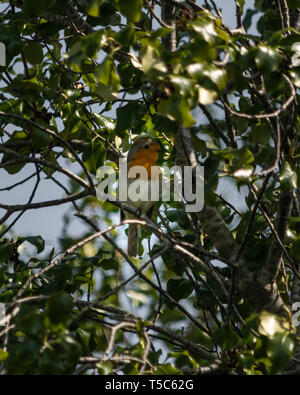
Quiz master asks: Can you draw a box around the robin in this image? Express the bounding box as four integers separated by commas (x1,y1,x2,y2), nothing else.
121,136,161,257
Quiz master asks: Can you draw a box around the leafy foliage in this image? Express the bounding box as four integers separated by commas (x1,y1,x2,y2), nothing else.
0,0,299,376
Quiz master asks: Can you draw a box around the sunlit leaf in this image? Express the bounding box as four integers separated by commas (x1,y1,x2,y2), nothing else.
119,0,143,22
280,162,297,191
255,45,281,73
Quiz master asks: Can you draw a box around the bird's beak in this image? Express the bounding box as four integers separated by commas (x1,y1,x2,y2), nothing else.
153,145,161,153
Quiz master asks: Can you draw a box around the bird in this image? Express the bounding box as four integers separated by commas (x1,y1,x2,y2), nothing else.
121,136,161,257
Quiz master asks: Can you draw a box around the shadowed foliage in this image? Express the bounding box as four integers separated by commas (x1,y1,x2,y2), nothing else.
0,0,300,375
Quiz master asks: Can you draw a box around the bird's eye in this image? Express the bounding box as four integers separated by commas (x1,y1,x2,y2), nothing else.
144,144,149,149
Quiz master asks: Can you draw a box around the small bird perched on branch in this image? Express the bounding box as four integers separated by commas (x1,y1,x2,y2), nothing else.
121,136,161,257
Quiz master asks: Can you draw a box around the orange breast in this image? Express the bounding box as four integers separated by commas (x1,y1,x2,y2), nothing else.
128,147,160,179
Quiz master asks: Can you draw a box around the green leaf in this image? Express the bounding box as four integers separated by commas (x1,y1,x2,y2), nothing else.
155,363,182,375
252,123,271,145
1,147,28,174
76,328,92,354
23,42,44,65
139,45,168,76
192,135,207,157
258,312,290,336
19,236,45,253
290,237,300,259
15,305,44,336
57,334,81,365
279,32,300,51
0,25,23,66
197,87,218,105
85,32,105,58
67,31,104,65
82,138,106,175
116,25,135,46
239,97,252,112
255,45,281,73
100,254,119,270
187,63,227,92
204,171,218,205
187,19,219,45
46,292,73,326
40,348,65,374
153,115,178,134
235,212,267,243
280,162,297,191
87,0,103,17
169,350,197,369
234,146,255,166
158,97,195,127
0,349,8,362
115,102,145,134
94,57,120,100
31,127,52,148
167,278,193,302
286,0,300,10
161,250,184,276
166,209,190,229
215,146,254,167
118,62,140,88
94,113,115,132
119,0,143,22
290,69,300,88
95,57,118,87
243,9,258,31
170,75,195,98
94,83,118,101
232,116,249,135
0,290,13,303
43,151,58,177
213,324,240,349
97,361,113,375
0,242,14,263
148,349,162,366
10,76,42,91
267,332,296,374
23,0,55,17
236,0,245,14
5,339,40,374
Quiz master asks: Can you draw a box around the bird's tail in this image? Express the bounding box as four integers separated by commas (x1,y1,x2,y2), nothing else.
128,224,138,257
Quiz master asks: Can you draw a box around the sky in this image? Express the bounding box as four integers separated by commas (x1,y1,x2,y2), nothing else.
0,0,259,258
